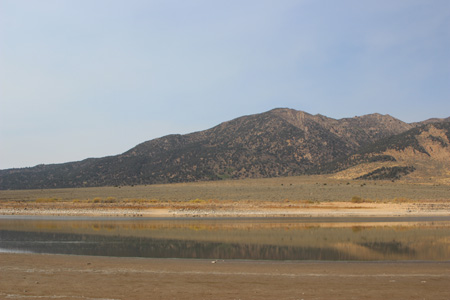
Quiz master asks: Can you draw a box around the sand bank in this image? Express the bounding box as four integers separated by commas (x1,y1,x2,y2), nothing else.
1,200,450,218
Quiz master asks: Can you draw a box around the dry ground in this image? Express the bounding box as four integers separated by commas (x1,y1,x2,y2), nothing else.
1,175,449,218
2,175,450,203
1,253,449,300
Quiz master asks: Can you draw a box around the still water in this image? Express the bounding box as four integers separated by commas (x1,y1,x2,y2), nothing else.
1,216,449,261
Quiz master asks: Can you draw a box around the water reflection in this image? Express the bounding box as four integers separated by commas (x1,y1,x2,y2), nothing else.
0,217,449,261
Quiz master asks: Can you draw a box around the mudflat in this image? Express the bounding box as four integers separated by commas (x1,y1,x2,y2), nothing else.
1,253,449,300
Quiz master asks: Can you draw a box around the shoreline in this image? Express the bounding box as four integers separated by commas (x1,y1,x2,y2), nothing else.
1,200,449,218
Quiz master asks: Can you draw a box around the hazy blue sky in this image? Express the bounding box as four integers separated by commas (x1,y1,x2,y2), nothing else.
1,0,449,169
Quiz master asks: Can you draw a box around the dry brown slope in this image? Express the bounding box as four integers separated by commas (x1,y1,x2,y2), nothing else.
333,122,450,184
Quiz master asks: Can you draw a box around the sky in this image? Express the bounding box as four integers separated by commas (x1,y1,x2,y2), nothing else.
1,0,449,169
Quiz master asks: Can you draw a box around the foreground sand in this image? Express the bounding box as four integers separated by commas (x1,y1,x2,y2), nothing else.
1,253,449,300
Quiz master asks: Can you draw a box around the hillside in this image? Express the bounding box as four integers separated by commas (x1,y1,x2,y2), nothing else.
327,122,450,184
0,108,446,190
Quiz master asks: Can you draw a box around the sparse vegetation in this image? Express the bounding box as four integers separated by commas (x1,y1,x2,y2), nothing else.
87,197,120,204
1,175,449,206
356,166,416,181
351,196,364,203
36,197,61,203
428,135,448,147
350,196,376,203
393,197,412,203
189,198,207,204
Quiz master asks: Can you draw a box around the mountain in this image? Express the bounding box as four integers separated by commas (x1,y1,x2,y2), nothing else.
0,108,447,189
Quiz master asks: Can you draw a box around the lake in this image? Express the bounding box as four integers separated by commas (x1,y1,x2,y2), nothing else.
1,216,449,261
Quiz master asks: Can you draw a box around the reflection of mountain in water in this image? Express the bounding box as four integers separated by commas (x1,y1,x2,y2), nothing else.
0,229,435,261
2,218,450,261
359,241,416,256
1,230,358,260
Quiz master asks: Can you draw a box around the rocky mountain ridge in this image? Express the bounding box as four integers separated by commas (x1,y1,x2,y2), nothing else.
0,108,448,189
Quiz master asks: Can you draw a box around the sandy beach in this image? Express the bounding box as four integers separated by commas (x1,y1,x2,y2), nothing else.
1,253,449,300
